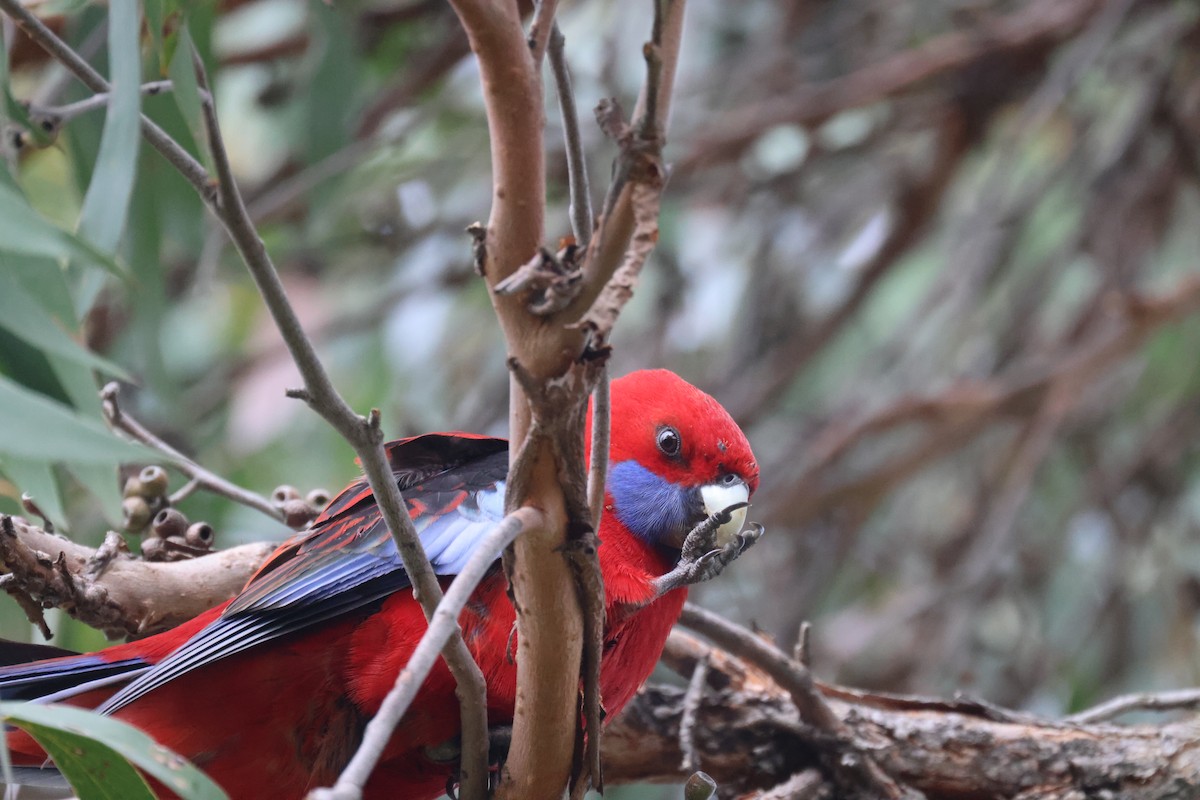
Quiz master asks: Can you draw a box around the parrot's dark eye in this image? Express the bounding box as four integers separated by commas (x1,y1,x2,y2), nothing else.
656,426,682,458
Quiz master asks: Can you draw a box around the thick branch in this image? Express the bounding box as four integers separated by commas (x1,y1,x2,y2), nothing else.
0,515,272,639
603,629,1200,799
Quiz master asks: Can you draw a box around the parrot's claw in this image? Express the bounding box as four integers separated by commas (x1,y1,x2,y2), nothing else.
435,724,513,799
651,514,764,599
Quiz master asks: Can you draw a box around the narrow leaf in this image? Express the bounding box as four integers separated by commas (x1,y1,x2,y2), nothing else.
0,457,67,531
0,703,228,800
77,0,143,254
0,270,128,378
0,375,154,464
0,183,123,274
48,355,127,525
168,25,208,164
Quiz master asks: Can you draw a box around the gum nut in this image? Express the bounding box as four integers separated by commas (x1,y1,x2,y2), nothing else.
151,507,188,539
306,488,332,509
141,537,167,560
271,485,301,508
282,499,316,529
123,476,145,499
185,522,215,548
122,496,151,531
138,465,170,497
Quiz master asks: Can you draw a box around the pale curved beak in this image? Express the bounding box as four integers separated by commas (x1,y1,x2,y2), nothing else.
700,478,749,548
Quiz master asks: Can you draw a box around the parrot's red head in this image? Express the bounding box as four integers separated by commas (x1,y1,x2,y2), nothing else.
591,369,758,552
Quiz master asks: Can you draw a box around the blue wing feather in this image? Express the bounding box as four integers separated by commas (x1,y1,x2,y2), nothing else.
98,435,510,714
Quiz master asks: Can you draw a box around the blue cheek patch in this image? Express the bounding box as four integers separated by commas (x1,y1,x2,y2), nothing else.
608,460,692,546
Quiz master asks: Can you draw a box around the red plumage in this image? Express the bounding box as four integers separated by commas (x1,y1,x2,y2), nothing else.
2,369,758,799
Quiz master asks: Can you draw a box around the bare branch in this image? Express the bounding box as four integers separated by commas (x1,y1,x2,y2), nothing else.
1066,688,1200,725
0,514,273,639
548,24,593,248
586,367,609,533
526,0,558,67
100,383,283,524
678,651,709,773
605,662,1200,799
679,604,912,799
557,0,685,330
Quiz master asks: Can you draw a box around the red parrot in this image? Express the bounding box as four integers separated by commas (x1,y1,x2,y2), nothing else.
0,369,759,799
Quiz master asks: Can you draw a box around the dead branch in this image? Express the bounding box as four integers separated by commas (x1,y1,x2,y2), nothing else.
0,515,272,639
603,628,1200,799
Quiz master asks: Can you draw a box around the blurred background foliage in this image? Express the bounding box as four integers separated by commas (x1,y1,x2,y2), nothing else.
3,0,1200,794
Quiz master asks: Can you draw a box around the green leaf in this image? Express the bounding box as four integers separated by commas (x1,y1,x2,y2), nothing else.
72,0,143,314
77,0,142,255
48,354,127,525
145,0,168,75
68,461,125,527
0,182,122,274
0,457,67,531
0,375,154,464
0,703,229,800
168,25,208,164
0,270,128,378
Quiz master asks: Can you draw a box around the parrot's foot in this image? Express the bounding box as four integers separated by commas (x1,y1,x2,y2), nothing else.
433,724,513,800
651,506,764,599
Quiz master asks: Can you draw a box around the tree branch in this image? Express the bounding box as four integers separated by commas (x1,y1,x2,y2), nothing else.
100,383,283,524
603,626,1200,799
183,45,491,800
0,514,273,639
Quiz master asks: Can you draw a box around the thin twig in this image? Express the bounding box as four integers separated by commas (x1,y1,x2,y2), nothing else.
527,0,559,67
312,508,541,800
29,18,107,107
678,651,710,773
548,24,592,248
586,367,609,532
558,0,684,328
31,80,190,126
0,0,213,202
1066,688,1200,725
100,383,282,523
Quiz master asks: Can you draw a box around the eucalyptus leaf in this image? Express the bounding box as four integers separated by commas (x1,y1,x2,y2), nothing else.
72,0,142,314
0,375,154,464
0,183,122,274
0,457,66,531
0,270,128,378
47,354,127,525
0,702,228,800
168,25,208,164
77,0,142,255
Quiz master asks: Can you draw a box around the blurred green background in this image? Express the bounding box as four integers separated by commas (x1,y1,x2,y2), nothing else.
3,0,1200,796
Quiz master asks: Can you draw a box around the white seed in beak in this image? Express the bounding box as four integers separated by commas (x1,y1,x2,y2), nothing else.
700,480,749,548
